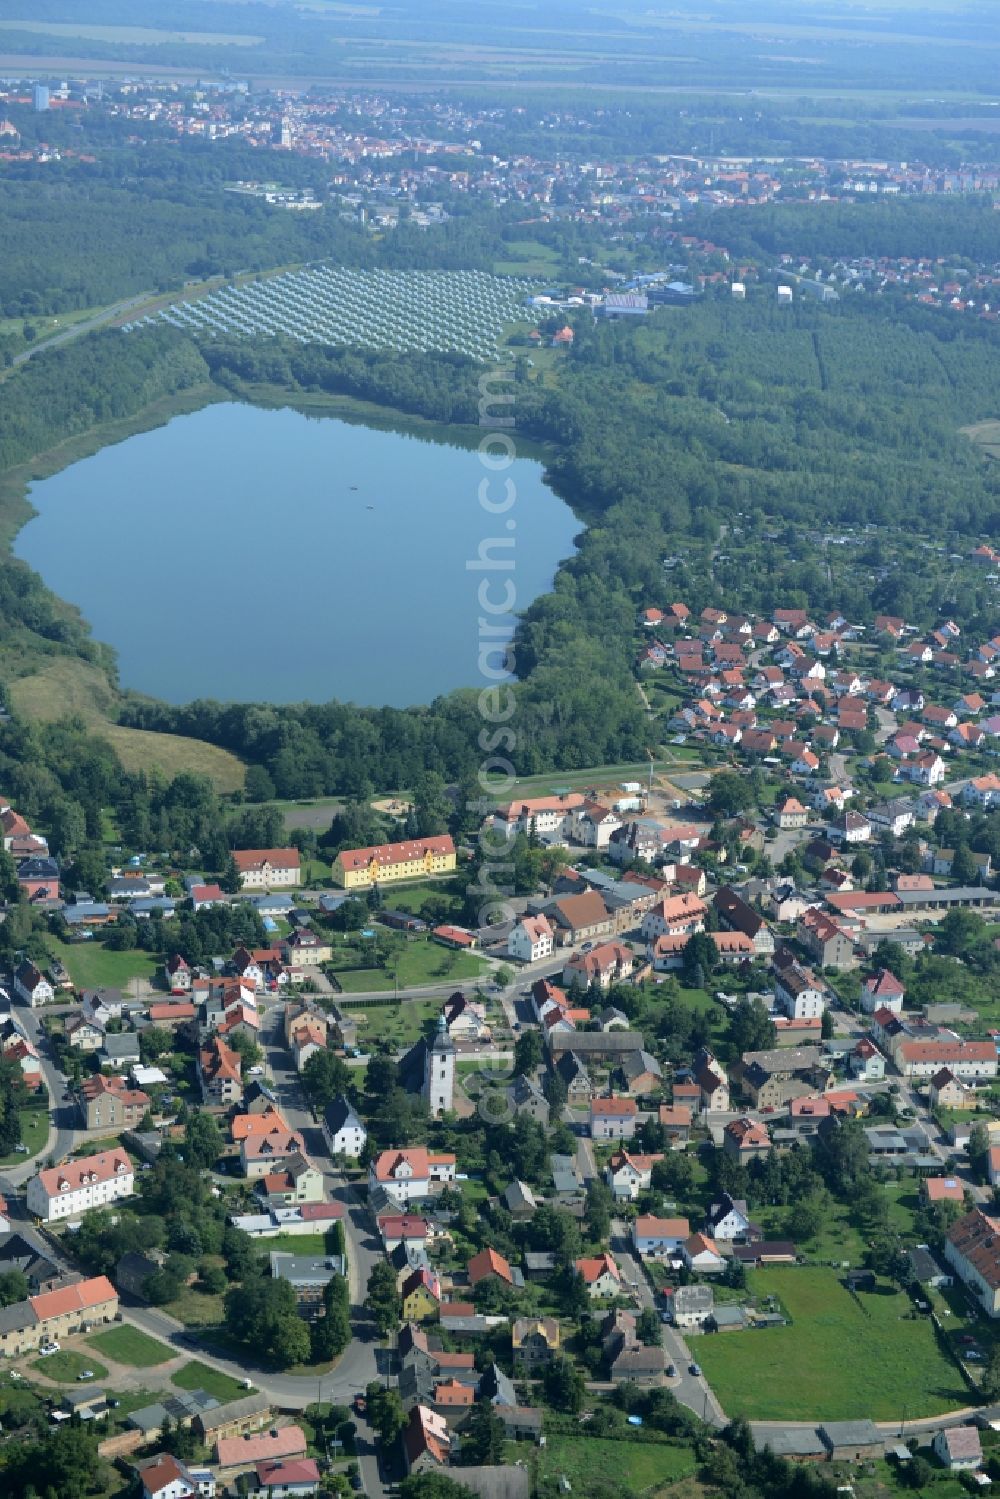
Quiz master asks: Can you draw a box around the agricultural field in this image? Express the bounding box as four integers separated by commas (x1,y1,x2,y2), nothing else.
694,1267,969,1421
130,267,537,363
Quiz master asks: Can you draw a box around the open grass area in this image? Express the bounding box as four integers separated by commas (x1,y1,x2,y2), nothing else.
532,1435,696,1495
87,1326,172,1368
374,880,464,919
330,937,488,993
7,655,245,793
261,1232,331,1256
47,935,158,992
341,997,440,1047
30,1350,108,1383
695,1267,969,1421
162,1285,227,1329
0,1105,49,1166
172,1360,250,1402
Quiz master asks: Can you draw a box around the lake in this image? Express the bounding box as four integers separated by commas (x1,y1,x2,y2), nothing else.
17,400,579,707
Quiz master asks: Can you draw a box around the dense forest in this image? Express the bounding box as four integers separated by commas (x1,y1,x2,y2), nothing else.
686,196,1000,266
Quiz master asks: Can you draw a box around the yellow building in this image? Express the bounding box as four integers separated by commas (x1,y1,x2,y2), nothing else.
400,1268,441,1322
332,835,456,890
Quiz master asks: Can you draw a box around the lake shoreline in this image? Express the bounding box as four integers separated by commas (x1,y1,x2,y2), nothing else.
14,390,577,708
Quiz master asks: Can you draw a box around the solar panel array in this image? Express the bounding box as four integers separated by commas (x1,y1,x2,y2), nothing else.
124,265,536,362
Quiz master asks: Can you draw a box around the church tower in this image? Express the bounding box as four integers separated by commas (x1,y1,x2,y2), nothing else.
423,1012,455,1117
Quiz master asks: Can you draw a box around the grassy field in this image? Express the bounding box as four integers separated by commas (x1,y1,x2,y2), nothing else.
341,997,441,1047
87,1327,172,1368
7,656,245,793
31,1350,108,1383
171,1360,249,1401
162,1285,226,1329
0,1106,49,1166
330,937,488,993
695,1268,969,1421
494,240,561,277
262,1232,331,1256
47,936,158,992
373,880,464,919
531,1435,697,1495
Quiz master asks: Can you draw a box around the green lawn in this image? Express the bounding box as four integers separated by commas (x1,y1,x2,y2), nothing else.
374,881,464,919
0,1106,49,1166
47,937,158,992
341,997,441,1048
30,1350,108,1383
330,937,488,993
695,1267,969,1421
172,1360,250,1401
533,1436,696,1495
87,1326,173,1368
262,1233,330,1256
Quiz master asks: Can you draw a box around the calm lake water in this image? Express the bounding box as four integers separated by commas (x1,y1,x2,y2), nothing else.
18,401,579,707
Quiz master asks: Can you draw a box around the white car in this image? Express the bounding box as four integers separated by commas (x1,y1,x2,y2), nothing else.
77,1369,95,1381
8,1371,23,1380
38,1342,60,1357
248,1066,265,1076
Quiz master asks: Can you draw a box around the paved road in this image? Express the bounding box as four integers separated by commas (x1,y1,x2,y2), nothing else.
4,1002,79,1182
6,294,153,374
609,1218,726,1428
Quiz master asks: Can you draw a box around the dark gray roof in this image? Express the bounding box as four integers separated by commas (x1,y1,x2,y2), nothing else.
0,1299,36,1334
760,1427,826,1457
453,1464,531,1499
324,1096,365,1135
820,1420,882,1449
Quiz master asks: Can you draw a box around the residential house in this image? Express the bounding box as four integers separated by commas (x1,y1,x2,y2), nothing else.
681,1233,725,1273
12,961,53,1009
508,915,554,964
26,1149,134,1224
605,1151,662,1202
332,835,455,889
774,963,825,1021
723,1117,771,1161
512,1317,560,1373
705,1194,754,1242
945,1209,1000,1316
77,1074,150,1131
322,1098,367,1158
368,1148,456,1205
669,1284,714,1328
589,1096,638,1141
575,1253,621,1299
200,1037,243,1106
929,1068,968,1111
232,848,302,890
562,941,635,989
861,969,905,1015
0,1276,118,1360
547,891,614,947
932,1428,982,1473
633,1215,690,1259
640,894,708,943
713,887,775,956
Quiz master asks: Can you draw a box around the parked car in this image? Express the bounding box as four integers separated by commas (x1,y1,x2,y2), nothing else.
666,1363,676,1378
38,1343,60,1357
689,1362,702,1377
77,1370,95,1381
353,1395,366,1416
13,1144,28,1154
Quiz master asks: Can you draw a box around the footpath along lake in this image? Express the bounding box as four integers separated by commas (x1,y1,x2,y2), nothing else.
17,400,579,706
